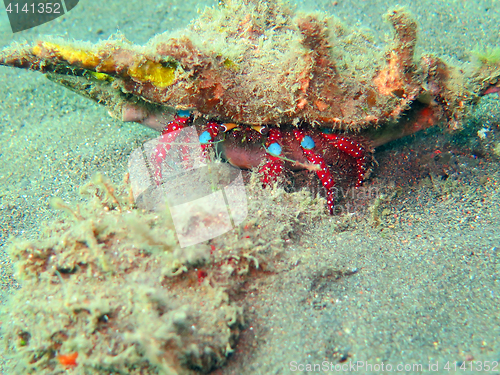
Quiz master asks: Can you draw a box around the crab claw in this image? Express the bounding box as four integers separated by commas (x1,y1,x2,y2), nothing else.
294,130,336,214
322,134,368,188
259,128,285,186
150,113,192,184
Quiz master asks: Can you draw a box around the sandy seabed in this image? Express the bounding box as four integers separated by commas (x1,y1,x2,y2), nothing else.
0,0,499,374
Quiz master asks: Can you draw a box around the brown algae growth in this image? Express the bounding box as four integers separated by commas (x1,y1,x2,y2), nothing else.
3,0,498,132
0,173,323,374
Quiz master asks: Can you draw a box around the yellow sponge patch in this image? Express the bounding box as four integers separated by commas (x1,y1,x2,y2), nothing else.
127,60,177,88
32,41,177,88
88,71,114,82
33,41,100,69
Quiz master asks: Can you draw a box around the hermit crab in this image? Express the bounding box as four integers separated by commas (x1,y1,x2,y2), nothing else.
1,0,499,213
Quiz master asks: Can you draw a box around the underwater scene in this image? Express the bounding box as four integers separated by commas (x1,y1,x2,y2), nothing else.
0,0,499,373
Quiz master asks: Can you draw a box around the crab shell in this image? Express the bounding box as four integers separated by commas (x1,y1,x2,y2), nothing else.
0,0,478,135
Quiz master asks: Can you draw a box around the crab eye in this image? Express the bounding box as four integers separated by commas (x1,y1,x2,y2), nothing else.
199,131,212,144
267,142,282,156
251,125,268,135
301,136,315,150
221,123,238,132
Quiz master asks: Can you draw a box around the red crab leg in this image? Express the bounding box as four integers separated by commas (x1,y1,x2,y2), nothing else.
198,121,225,158
322,133,367,188
151,112,192,184
293,130,336,214
259,128,284,185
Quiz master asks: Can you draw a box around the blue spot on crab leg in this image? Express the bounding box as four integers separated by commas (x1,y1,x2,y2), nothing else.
199,130,212,144
267,142,282,157
177,109,192,118
300,135,315,150
319,127,333,134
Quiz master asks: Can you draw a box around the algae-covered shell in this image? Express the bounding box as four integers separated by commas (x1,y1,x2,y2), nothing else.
0,0,475,131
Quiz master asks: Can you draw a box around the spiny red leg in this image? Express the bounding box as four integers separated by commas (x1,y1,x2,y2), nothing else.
322,133,367,188
151,114,192,184
294,130,336,215
198,121,224,159
259,128,284,186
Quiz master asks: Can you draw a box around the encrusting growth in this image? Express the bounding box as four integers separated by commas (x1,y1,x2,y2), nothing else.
0,172,324,374
1,0,492,130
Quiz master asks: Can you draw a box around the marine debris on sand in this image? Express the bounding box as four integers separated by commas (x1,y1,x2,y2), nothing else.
0,172,324,374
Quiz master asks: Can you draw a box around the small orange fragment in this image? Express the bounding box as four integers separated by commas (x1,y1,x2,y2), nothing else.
58,352,78,368
314,100,328,111
297,98,308,109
